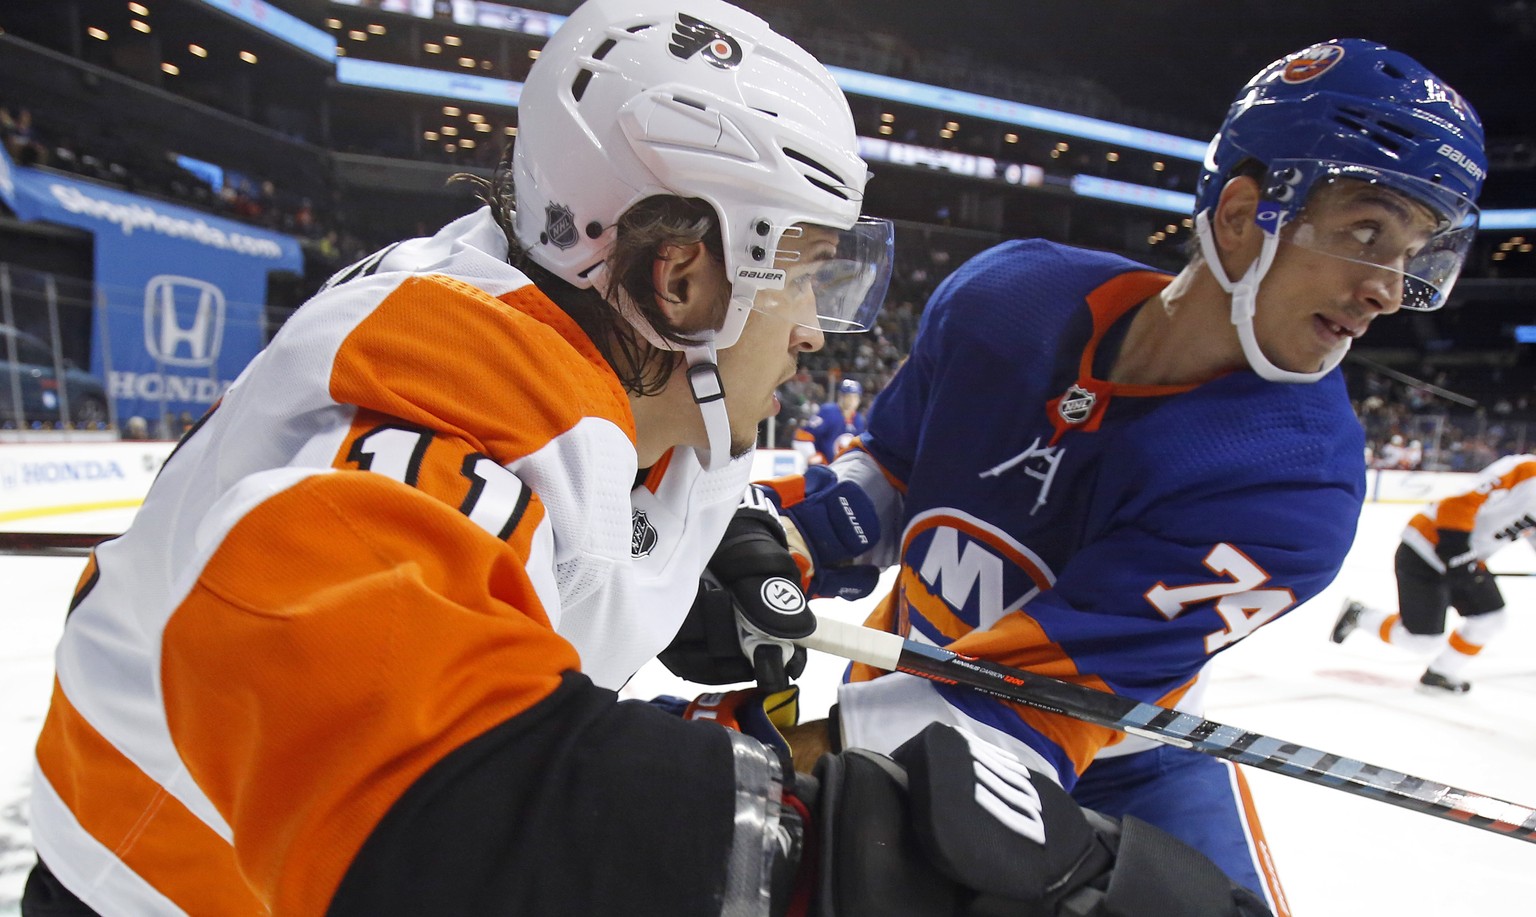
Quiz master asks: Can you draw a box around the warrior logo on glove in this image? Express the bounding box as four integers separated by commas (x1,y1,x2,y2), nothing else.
759,576,807,615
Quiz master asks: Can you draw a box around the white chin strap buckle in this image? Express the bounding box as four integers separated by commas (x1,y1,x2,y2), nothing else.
685,344,735,471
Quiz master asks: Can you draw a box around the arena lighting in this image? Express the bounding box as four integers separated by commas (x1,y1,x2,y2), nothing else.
335,57,523,108
1479,209,1536,230
189,43,208,57
330,0,566,38
87,27,109,40
326,56,1536,227
1070,175,1196,213
128,2,149,15
190,0,335,61
830,66,1209,161
857,135,1044,187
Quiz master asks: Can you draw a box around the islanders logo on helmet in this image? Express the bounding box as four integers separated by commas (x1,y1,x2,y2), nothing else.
669,13,743,70
1281,43,1345,84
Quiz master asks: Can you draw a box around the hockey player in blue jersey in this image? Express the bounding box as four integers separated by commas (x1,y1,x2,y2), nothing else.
700,38,1485,917
795,377,869,463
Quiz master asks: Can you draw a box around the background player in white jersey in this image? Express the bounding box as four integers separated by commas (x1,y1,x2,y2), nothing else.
1333,453,1536,692
707,39,1485,917
20,2,1267,915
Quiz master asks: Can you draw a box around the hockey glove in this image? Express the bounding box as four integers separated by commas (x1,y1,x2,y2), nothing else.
756,465,882,601
1436,528,1487,588
660,490,813,692
808,724,1272,917
681,686,801,780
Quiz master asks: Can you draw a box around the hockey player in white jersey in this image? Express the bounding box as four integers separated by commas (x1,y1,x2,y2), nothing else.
1334,453,1536,692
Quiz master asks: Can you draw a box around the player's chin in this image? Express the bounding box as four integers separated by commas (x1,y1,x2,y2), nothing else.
729,434,758,459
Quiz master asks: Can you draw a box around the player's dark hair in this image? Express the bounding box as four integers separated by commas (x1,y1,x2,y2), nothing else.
458,162,728,395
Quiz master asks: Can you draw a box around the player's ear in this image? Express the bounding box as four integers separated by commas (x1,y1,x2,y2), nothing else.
1212,176,1261,252
652,242,729,333
1210,176,1264,279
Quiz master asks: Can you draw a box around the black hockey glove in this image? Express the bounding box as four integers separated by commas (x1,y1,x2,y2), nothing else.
1435,528,1486,587
804,724,1273,917
659,489,813,692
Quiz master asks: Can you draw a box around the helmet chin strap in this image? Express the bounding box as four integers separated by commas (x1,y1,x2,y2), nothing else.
683,342,734,472
617,290,755,473
1194,210,1348,384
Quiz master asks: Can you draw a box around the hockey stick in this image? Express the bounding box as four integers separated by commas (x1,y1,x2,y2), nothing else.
796,615,1536,846
0,531,113,556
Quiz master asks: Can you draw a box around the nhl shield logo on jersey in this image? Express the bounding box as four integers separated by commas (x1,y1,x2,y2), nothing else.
1056,384,1097,425
543,202,579,250
631,509,658,558
1281,43,1345,83
669,13,743,70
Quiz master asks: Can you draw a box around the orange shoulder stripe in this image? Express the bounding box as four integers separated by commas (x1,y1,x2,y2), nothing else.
329,275,634,464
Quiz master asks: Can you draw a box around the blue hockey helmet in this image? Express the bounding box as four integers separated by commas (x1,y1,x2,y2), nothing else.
838,378,863,396
1196,38,1485,232
1192,39,1486,384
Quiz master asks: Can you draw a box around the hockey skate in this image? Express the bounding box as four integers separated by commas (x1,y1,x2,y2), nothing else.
1330,599,1364,644
1418,670,1471,694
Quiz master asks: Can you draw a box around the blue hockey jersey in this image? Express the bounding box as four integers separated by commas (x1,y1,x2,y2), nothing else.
833,240,1366,786
797,401,868,463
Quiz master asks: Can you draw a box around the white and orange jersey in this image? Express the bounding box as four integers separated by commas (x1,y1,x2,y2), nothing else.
1403,454,1536,569
30,208,749,914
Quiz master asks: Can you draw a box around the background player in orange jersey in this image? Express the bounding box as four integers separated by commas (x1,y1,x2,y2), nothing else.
1334,453,1536,692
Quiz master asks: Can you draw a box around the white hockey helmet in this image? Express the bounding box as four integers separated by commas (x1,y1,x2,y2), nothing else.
511,0,893,351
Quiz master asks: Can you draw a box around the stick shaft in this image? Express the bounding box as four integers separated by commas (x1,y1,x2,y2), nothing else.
0,531,112,556
799,616,1536,845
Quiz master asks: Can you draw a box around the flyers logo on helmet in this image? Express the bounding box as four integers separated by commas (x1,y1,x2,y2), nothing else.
669,13,743,70
1281,43,1345,84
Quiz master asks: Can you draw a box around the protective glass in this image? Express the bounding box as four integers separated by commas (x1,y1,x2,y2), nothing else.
751,216,895,333
1276,161,1480,311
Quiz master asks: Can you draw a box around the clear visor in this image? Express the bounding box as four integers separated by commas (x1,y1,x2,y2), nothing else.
1276,162,1479,311
746,216,895,333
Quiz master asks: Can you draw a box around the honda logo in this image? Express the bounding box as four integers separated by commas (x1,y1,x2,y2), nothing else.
144,275,225,367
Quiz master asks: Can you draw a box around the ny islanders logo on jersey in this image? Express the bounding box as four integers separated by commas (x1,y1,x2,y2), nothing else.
899,509,1055,635
1281,43,1345,84
669,13,743,70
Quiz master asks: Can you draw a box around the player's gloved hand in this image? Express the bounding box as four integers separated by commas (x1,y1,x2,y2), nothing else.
660,490,815,692
1435,528,1487,586
804,724,1272,917
757,465,882,601
680,685,801,779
